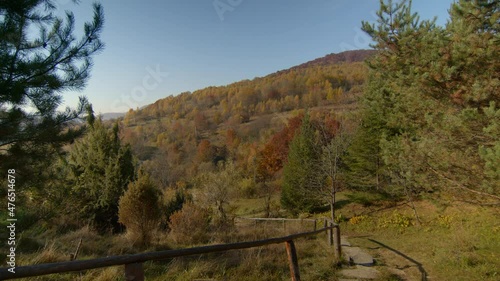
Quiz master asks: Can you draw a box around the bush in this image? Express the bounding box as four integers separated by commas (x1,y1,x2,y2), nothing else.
168,203,210,245
239,178,257,198
118,173,161,246
164,190,190,223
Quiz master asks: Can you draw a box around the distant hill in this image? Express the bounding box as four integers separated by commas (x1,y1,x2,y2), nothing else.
99,50,374,126
120,49,373,184
281,49,376,72
130,49,375,122
100,112,125,120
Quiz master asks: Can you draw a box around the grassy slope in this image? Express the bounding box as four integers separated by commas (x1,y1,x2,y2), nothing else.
335,193,500,281
11,192,499,280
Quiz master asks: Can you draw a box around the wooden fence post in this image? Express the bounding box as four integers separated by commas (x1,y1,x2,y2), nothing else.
124,263,144,281
333,225,341,259
313,219,317,231
285,240,301,281
328,222,333,246
323,219,328,245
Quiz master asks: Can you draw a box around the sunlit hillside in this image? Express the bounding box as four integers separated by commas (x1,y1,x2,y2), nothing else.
120,50,376,187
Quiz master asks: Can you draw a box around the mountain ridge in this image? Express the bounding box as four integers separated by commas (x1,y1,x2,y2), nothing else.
138,49,375,115
277,49,376,73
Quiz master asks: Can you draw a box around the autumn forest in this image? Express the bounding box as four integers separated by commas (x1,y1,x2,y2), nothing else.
1,0,499,280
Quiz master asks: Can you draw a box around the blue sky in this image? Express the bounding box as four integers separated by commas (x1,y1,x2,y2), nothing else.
56,0,455,113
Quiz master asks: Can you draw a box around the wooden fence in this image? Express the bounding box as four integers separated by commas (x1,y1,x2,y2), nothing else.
236,217,318,232
237,217,340,252
0,222,340,281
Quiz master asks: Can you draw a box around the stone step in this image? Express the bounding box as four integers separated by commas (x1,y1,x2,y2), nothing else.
340,265,380,280
343,246,375,266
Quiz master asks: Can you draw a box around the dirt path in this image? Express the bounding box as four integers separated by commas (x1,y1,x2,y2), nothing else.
341,236,428,281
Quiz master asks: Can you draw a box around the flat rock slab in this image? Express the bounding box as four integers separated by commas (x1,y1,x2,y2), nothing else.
343,247,375,266
341,236,351,247
340,265,380,280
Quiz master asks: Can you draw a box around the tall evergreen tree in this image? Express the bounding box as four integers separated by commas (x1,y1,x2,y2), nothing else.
355,0,500,204
64,117,135,232
435,0,500,197
345,75,390,191
0,0,104,186
281,113,323,214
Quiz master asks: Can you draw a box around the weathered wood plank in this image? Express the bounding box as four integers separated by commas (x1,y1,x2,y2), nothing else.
285,240,301,281
124,263,144,281
334,225,342,259
328,222,334,246
238,217,316,222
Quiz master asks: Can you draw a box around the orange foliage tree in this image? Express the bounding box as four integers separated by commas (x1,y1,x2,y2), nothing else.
257,114,303,181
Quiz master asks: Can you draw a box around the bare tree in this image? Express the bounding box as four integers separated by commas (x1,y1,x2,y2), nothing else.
315,120,352,224
201,161,239,226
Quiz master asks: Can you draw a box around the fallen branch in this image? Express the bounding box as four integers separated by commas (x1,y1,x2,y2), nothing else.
427,164,500,201
70,238,82,261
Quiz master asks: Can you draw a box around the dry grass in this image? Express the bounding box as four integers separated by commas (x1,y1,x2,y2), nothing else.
19,190,499,281
144,236,337,281
30,242,68,265
82,266,124,281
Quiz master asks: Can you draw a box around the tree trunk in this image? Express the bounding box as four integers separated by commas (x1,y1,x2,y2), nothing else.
330,197,335,224
264,184,271,218
403,180,421,226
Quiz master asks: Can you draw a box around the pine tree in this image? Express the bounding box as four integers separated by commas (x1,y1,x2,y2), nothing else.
65,117,135,232
281,113,323,214
436,0,500,197
344,76,389,191
0,1,104,186
356,0,500,204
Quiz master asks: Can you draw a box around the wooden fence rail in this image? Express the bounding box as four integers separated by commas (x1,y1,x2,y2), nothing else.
0,225,340,281
237,217,317,222
238,217,341,258
236,217,319,233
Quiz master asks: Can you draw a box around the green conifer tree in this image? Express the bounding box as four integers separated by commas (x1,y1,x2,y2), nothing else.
345,75,390,191
0,0,104,187
65,117,135,232
355,0,499,204
281,113,323,214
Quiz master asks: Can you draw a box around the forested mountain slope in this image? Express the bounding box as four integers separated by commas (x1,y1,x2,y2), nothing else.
120,50,375,187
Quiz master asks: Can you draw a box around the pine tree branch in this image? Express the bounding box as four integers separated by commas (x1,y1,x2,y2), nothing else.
21,39,92,86
7,16,26,86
